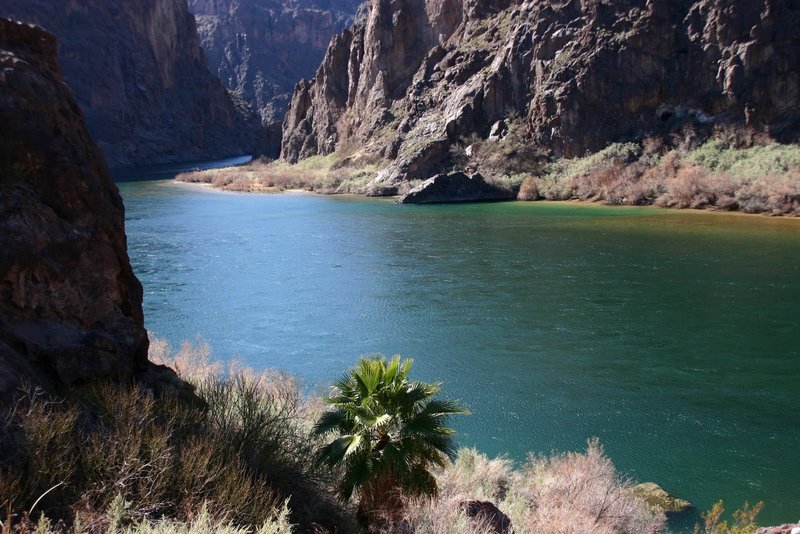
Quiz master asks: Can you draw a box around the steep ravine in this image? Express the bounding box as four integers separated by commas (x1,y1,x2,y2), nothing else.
0,0,258,167
281,0,800,195
189,0,362,140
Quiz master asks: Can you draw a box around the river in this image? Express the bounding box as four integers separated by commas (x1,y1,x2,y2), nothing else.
116,164,800,529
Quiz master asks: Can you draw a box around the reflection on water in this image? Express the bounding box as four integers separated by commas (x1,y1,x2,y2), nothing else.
118,178,800,529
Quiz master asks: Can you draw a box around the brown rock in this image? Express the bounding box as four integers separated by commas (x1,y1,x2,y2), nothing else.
0,19,184,402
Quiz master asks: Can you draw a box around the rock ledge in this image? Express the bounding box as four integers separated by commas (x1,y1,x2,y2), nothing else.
399,172,515,204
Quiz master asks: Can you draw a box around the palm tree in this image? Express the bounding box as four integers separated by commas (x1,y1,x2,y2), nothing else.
313,355,467,523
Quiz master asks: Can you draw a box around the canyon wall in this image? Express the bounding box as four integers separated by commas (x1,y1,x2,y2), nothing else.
189,0,361,135
0,19,180,402
281,0,800,194
1,0,258,167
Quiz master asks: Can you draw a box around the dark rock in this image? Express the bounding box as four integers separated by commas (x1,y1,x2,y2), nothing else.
399,172,515,204
632,482,693,514
0,0,257,167
0,19,186,402
459,500,512,534
189,0,360,130
281,0,800,190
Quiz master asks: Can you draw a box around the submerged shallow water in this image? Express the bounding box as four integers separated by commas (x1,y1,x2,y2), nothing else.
118,176,800,528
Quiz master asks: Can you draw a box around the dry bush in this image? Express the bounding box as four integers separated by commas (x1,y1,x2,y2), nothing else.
175,152,383,195
384,440,664,534
516,177,539,200
509,439,664,534
519,136,800,215
0,340,352,533
387,497,497,534
436,448,513,503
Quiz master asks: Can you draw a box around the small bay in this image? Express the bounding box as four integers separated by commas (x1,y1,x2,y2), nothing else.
118,174,800,529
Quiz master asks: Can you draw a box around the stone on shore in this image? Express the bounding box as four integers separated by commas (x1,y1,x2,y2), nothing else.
399,172,515,204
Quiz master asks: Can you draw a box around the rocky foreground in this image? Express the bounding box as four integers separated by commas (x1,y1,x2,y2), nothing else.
281,0,800,196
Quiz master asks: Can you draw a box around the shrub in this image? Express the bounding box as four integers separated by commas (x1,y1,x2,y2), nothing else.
694,500,763,534
517,136,800,215
0,341,351,533
388,440,665,534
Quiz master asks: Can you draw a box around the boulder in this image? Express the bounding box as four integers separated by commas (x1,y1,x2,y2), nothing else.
632,482,693,514
459,500,512,534
399,172,515,204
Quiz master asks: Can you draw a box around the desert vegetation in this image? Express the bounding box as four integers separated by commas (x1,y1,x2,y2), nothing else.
0,339,768,533
515,135,800,216
0,339,349,533
176,147,385,195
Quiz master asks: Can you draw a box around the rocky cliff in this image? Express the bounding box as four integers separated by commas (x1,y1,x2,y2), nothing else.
281,0,800,194
0,19,180,402
0,0,258,167
188,0,361,153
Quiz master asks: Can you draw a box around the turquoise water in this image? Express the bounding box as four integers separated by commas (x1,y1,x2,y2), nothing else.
118,178,800,528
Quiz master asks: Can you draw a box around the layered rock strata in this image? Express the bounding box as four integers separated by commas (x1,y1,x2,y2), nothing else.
0,0,257,167
282,0,800,194
0,19,180,402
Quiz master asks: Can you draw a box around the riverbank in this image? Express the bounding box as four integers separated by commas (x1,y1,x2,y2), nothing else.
176,137,800,216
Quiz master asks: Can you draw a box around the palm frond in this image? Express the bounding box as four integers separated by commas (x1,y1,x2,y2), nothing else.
313,410,349,435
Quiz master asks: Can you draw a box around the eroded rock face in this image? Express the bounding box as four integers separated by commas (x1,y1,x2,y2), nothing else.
189,0,361,138
0,19,170,402
281,0,800,193
0,0,257,167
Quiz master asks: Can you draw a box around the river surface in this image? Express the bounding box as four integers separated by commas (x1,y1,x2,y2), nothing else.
117,171,800,529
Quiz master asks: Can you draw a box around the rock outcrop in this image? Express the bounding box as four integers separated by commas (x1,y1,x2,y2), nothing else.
281,0,800,194
632,482,693,515
0,19,180,402
189,0,361,140
399,171,514,203
0,0,258,167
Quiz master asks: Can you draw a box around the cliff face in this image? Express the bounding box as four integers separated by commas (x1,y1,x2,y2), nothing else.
1,0,257,167
281,0,800,194
188,0,361,131
0,19,177,402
